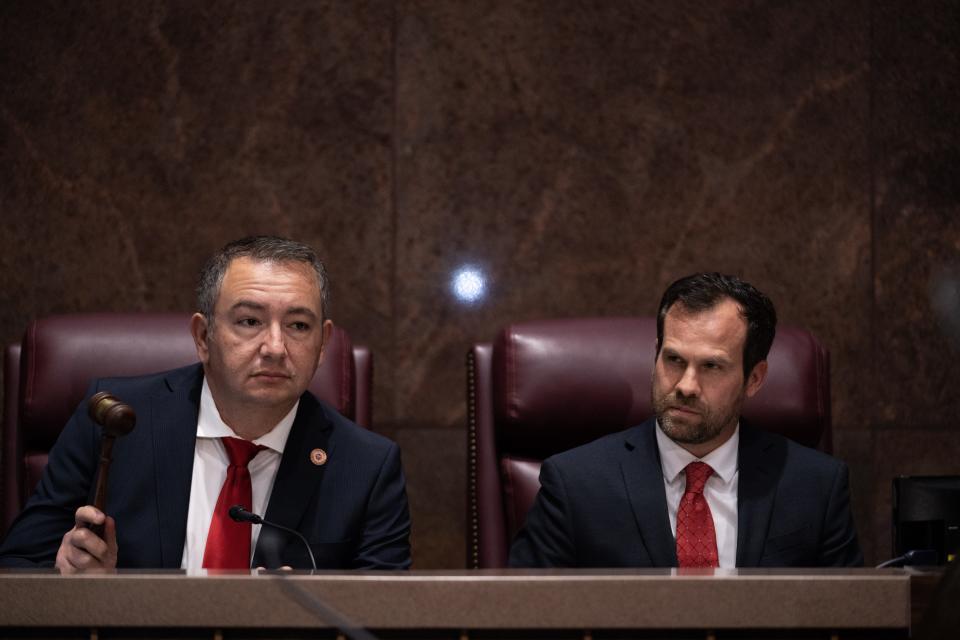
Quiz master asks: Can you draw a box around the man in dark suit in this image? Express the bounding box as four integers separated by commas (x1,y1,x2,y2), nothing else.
0,236,411,571
510,273,862,568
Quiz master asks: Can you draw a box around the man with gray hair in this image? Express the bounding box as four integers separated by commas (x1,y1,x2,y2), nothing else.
0,236,412,570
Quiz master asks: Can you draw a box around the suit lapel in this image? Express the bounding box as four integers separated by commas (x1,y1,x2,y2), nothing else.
151,365,203,568
735,424,778,567
253,393,333,567
621,420,677,567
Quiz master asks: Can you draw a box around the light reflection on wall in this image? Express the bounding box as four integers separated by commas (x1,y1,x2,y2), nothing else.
450,265,487,305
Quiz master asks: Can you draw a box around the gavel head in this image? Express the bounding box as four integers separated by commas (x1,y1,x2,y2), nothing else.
88,391,136,437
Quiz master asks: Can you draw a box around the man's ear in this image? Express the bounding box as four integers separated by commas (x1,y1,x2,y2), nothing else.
744,360,768,398
190,313,211,364
316,319,334,367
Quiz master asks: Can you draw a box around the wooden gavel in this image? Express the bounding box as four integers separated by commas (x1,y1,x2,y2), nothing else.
86,391,136,538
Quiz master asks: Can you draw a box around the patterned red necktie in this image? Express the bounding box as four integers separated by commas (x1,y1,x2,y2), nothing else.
202,437,266,569
676,461,719,568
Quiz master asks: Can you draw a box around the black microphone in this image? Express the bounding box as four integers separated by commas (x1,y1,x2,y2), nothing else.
230,508,377,640
875,549,939,568
229,505,317,571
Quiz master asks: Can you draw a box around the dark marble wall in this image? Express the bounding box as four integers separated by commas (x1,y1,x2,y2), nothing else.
1,1,957,567
854,0,960,561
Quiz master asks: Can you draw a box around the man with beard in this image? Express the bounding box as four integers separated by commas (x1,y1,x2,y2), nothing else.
509,273,863,568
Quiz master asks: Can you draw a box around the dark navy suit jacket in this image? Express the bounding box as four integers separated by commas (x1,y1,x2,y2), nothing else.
0,364,411,569
509,418,863,568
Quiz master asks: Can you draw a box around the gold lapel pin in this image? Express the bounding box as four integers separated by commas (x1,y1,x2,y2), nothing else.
309,448,328,466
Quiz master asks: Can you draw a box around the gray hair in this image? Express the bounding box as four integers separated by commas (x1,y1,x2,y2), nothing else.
197,236,331,323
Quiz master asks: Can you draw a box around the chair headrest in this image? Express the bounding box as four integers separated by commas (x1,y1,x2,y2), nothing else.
492,317,830,457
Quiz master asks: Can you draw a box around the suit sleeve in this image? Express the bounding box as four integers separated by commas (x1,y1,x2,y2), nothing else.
0,381,101,567
508,458,577,567
352,441,412,570
818,461,864,567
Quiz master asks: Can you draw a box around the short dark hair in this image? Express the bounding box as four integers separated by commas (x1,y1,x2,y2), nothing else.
656,272,777,378
197,236,331,323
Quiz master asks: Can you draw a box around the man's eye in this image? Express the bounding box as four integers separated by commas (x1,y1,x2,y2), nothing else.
238,318,260,327
290,321,310,331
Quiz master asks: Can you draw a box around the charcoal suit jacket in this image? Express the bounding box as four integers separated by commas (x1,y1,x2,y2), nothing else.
0,364,411,569
509,418,862,568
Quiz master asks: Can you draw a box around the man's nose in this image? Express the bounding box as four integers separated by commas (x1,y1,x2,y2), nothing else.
260,323,286,358
675,365,700,398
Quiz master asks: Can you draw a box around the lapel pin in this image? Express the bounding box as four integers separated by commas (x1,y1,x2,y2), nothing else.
309,448,328,466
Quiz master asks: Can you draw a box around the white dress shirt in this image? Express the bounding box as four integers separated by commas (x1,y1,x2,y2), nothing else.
655,421,739,568
180,378,297,571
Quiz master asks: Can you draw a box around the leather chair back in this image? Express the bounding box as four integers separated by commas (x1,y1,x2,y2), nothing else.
467,317,831,568
1,313,372,535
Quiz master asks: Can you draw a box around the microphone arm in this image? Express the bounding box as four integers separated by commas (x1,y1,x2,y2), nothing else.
228,506,376,640
229,505,317,571
277,578,378,640
875,549,938,568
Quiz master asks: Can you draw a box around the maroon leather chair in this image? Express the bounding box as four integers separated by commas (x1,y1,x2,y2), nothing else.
1,312,372,536
466,317,832,568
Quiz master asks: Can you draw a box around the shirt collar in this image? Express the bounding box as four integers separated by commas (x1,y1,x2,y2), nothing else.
196,377,297,454
655,420,740,485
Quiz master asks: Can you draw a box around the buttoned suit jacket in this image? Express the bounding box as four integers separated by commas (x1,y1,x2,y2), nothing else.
0,364,411,569
509,418,863,568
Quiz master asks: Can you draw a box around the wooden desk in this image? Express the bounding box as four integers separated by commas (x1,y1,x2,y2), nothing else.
0,569,923,639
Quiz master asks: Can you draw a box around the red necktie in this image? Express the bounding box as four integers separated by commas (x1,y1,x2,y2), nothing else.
202,437,266,569
676,461,719,568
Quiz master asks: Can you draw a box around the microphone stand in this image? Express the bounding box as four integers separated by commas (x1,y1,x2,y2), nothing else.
228,505,377,640
229,505,317,570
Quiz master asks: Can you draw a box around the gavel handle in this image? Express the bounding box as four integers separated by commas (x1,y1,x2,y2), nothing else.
88,435,116,538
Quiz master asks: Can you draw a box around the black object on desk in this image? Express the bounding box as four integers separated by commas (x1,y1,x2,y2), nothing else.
893,475,960,565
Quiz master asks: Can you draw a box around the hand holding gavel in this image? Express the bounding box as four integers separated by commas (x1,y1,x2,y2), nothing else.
86,391,136,537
